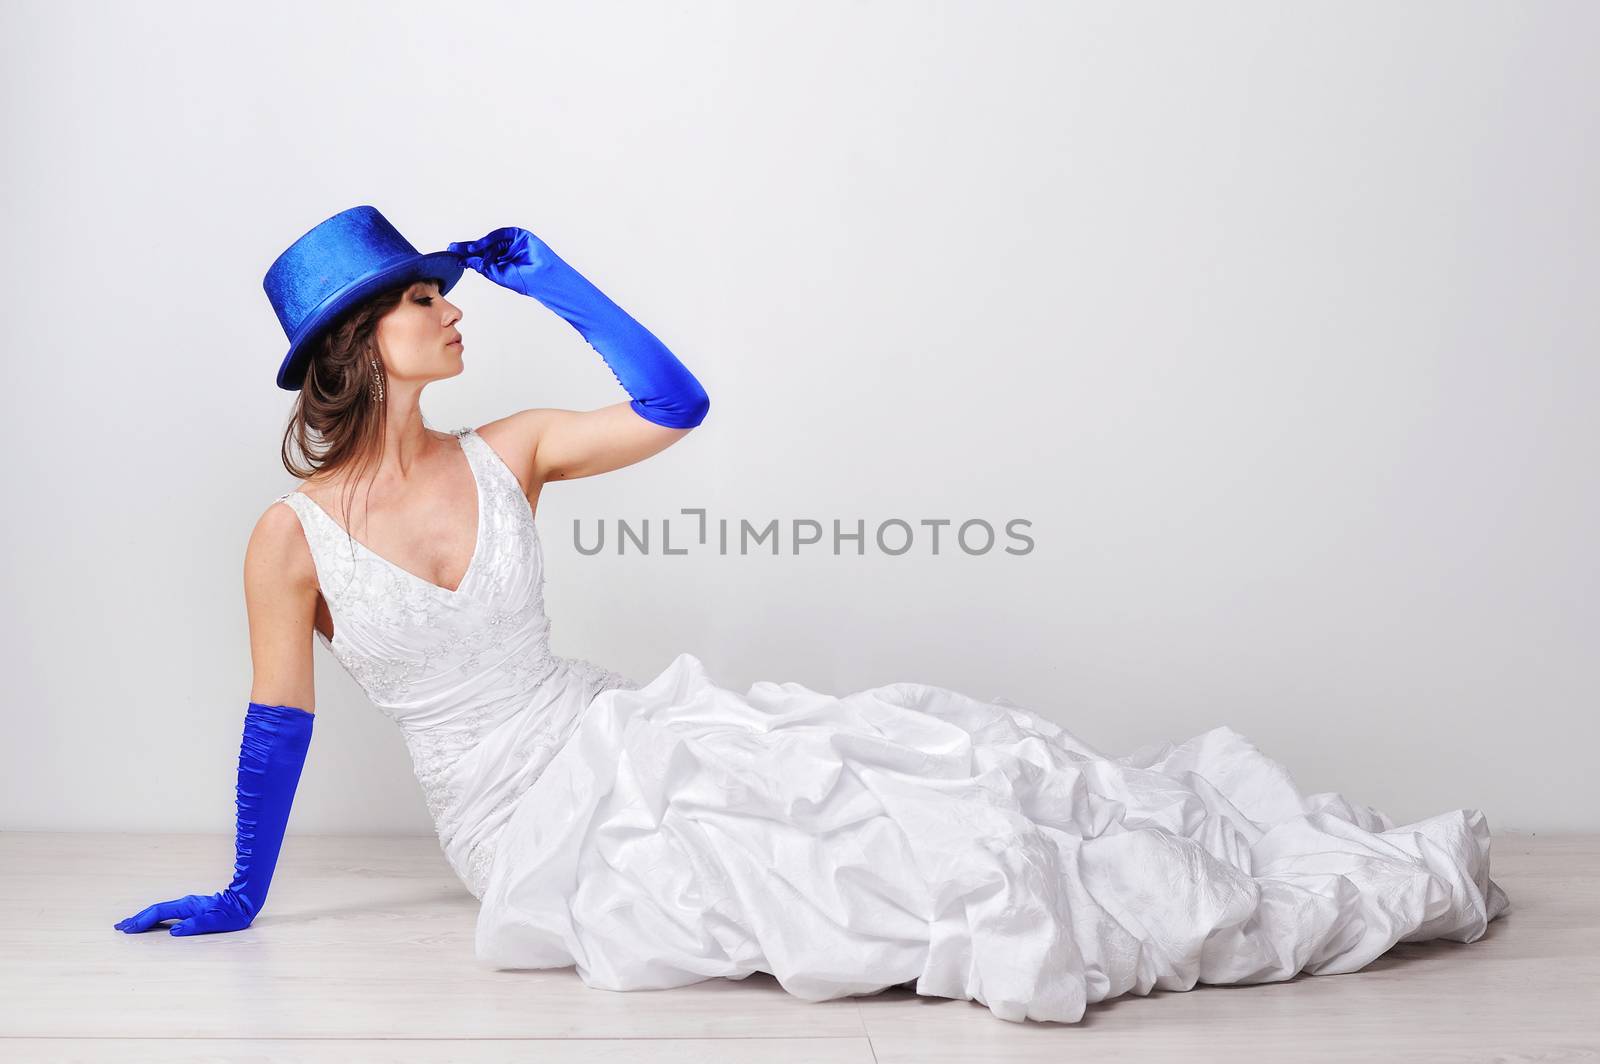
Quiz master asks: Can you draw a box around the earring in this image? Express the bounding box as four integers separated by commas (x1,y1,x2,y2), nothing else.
369,357,385,403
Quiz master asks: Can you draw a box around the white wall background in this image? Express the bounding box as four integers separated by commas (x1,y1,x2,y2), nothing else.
2,0,1594,838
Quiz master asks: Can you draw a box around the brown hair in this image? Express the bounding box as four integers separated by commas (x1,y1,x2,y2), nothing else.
279,275,446,543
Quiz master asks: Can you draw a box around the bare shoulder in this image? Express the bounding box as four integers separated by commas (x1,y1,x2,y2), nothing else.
470,410,555,494
243,497,321,712
245,496,318,594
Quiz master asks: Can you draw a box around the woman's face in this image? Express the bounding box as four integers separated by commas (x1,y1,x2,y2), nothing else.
375,278,465,384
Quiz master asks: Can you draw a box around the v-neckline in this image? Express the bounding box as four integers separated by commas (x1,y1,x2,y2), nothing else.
290,430,485,599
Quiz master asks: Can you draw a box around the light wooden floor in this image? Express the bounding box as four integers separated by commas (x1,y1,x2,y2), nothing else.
1,831,1593,1063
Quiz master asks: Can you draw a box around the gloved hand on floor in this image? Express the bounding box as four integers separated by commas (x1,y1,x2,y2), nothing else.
113,701,314,936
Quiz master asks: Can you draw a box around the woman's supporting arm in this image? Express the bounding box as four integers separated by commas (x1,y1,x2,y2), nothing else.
113,501,322,936
113,701,314,935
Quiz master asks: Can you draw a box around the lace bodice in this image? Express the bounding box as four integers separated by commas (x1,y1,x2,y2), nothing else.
274,426,639,897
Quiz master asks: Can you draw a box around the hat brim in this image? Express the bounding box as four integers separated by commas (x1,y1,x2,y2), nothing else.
275,251,467,391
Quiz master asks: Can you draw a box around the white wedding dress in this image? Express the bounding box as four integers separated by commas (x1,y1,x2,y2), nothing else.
274,426,1509,1024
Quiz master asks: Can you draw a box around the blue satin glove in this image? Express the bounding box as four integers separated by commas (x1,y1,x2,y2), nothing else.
114,702,314,936
446,226,710,429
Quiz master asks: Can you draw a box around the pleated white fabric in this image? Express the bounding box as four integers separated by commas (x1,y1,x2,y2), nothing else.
475,652,1508,1023
281,426,1510,1024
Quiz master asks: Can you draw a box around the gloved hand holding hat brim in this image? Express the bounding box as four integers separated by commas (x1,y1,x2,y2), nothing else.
447,226,559,294
445,225,709,429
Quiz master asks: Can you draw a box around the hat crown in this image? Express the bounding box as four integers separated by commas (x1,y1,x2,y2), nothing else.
263,205,420,335
261,204,463,390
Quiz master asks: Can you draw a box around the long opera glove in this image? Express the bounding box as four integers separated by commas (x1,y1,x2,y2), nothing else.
113,702,314,936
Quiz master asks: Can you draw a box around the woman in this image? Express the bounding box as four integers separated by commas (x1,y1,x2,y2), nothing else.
114,205,1509,1025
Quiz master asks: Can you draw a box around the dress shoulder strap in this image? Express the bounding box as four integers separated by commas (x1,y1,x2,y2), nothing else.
273,488,317,529
272,489,353,596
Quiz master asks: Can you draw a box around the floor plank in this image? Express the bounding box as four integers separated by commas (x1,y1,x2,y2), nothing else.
0,1038,877,1063
1,830,1592,1062
2,833,863,1041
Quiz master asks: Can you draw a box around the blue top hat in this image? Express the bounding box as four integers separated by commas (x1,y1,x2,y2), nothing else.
263,205,465,390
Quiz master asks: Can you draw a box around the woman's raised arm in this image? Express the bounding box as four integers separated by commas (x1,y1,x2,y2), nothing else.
447,225,710,484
